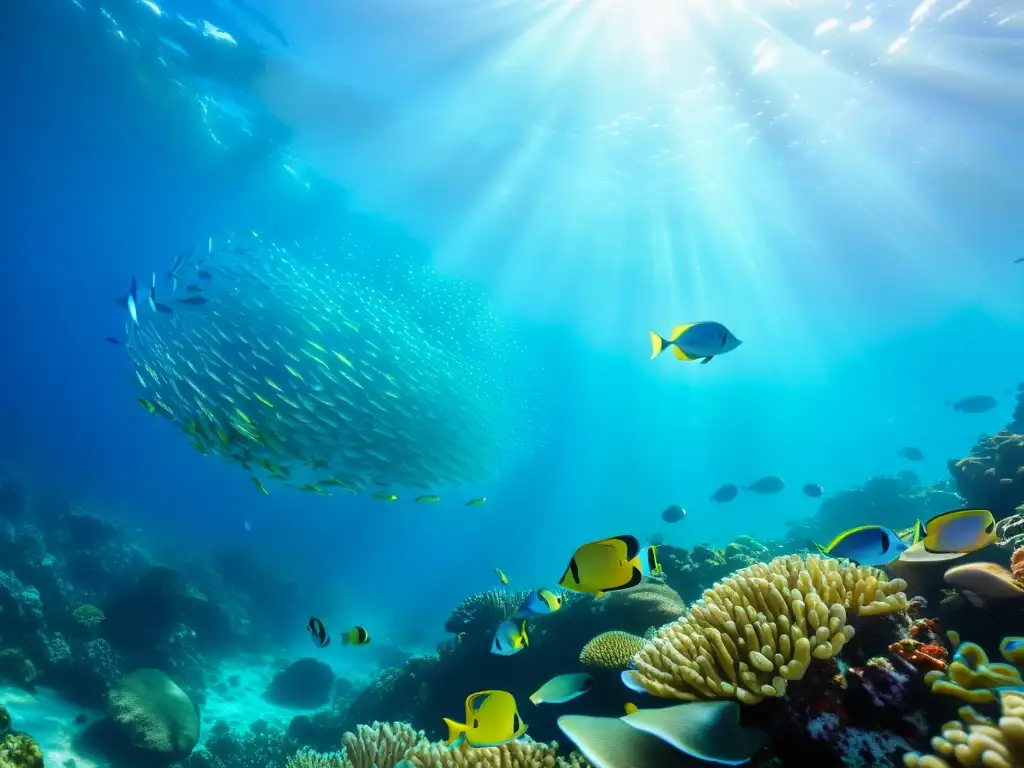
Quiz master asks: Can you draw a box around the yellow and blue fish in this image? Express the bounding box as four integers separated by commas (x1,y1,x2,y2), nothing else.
814,526,907,566
900,508,996,562
444,690,527,749
558,535,661,597
515,588,562,617
491,618,528,656
648,321,742,364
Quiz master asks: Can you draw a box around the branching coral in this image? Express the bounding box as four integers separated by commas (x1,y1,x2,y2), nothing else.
629,554,909,704
404,736,579,767
343,722,425,768
72,603,106,627
579,631,646,670
903,690,1024,768
285,747,348,768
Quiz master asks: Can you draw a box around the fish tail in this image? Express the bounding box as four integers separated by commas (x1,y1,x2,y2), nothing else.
812,541,828,555
648,331,670,360
443,719,467,748
528,692,541,705
520,620,529,646
912,520,923,546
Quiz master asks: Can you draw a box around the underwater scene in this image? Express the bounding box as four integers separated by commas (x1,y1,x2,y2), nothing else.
2,0,1024,766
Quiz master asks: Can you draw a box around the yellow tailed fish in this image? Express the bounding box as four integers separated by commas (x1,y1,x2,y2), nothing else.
900,508,996,563
558,535,661,597
444,691,527,749
341,625,370,645
647,321,742,364
494,567,508,586
491,619,528,656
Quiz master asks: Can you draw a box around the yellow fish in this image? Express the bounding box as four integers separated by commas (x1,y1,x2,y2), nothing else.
494,567,508,586
341,625,370,646
372,491,398,502
466,497,487,507
444,690,527,749
558,535,661,597
415,495,441,504
900,508,997,563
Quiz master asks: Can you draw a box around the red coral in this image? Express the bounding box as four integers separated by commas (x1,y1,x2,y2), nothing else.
888,638,948,671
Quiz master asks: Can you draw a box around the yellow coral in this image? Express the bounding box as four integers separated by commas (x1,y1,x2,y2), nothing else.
579,631,647,670
343,722,425,768
924,642,1024,705
0,732,43,768
630,554,909,704
404,737,580,767
903,690,1024,768
285,747,348,768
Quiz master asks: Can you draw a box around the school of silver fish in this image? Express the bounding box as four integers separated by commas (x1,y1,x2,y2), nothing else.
124,231,544,495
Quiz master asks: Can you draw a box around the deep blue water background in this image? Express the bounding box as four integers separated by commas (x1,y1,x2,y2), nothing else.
1,0,1023,651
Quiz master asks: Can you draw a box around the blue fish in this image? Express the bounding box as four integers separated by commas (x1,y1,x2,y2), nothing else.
515,588,562,618
648,321,742,364
491,619,528,656
814,525,907,566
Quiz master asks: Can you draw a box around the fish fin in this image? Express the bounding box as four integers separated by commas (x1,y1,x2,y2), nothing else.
621,566,644,590
529,692,541,705
443,719,467,748
520,620,529,646
648,331,669,360
700,356,713,364
912,520,923,546
813,541,829,555
671,345,695,361
670,323,695,340
615,535,641,561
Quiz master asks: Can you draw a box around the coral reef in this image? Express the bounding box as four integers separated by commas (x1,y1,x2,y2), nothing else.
630,554,908,703
0,703,42,768
904,689,1024,767
579,631,646,670
445,589,533,636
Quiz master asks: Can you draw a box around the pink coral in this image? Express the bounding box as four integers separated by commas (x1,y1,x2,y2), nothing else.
1012,546,1024,582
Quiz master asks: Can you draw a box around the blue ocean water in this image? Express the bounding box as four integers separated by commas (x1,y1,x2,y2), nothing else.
1,0,1024,764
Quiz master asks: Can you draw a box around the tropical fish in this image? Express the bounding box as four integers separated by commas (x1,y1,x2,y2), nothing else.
516,588,562,617
307,617,330,648
711,484,739,503
138,398,157,415
491,619,529,656
415,495,441,503
494,567,509,586
909,508,997,555
947,395,998,413
529,673,594,705
466,497,487,507
250,476,269,495
148,273,157,312
444,690,527,749
898,446,924,461
745,476,785,494
127,277,139,326
661,504,685,523
802,483,824,498
648,321,742,364
340,625,371,646
814,526,908,566
558,535,661,597
372,491,398,502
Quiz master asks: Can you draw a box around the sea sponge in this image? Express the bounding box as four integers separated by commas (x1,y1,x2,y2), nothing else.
903,689,1024,768
403,736,577,767
579,631,646,670
629,554,909,704
285,747,348,768
0,732,44,768
343,722,426,768
106,668,201,758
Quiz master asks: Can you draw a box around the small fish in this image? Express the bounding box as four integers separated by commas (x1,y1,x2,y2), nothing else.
910,508,996,555
300,484,331,496
197,270,213,279
516,588,562,617
898,446,924,461
372,491,398,501
495,567,509,586
148,273,157,312
814,526,908,566
154,303,173,314
127,277,139,326
307,617,330,648
466,497,487,507
250,476,269,495
1015,257,1024,264
711,484,739,503
802,483,824,498
491,619,529,656
186,284,203,293
529,673,594,705
415,495,441,503
947,395,998,413
624,702,639,715
138,398,157,415
648,321,742,364
661,504,686,523
178,296,210,306
105,337,122,345
444,690,527,749
341,625,371,646
558,535,661,597
745,476,785,494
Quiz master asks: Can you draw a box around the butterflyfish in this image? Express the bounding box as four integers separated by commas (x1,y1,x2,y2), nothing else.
491,618,528,656
494,567,509,586
558,535,661,597
515,588,562,617
529,673,594,705
307,617,330,648
341,625,370,646
443,690,528,749
648,321,742,364
814,526,908,566
899,508,996,562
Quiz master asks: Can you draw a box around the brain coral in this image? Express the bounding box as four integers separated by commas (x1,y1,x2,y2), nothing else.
579,631,647,670
404,736,580,767
630,554,908,704
106,668,200,758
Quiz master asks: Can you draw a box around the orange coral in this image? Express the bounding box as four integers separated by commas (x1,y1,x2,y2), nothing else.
889,638,948,672
1012,546,1024,582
